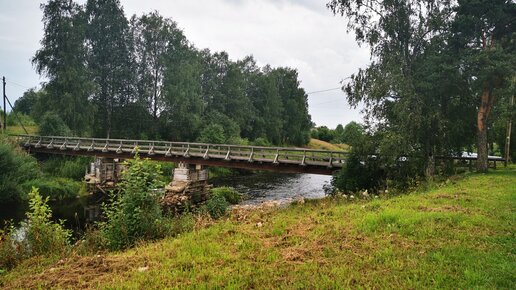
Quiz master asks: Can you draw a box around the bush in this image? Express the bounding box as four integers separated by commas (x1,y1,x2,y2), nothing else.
252,137,271,147
41,156,91,180
21,187,71,256
0,187,71,268
0,141,40,202
21,178,81,200
203,194,229,219
99,153,165,250
211,187,241,205
0,224,22,270
197,124,225,144
332,153,385,194
38,112,71,136
6,112,36,127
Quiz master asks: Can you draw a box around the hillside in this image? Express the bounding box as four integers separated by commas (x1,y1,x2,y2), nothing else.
306,138,349,151
2,167,515,289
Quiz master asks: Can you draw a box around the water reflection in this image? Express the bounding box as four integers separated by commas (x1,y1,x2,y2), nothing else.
0,173,331,234
213,172,331,205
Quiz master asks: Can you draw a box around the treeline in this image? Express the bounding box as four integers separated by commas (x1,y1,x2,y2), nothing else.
311,121,364,147
16,0,312,146
327,0,515,178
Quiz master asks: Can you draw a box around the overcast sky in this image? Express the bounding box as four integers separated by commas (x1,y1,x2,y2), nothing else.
0,0,369,128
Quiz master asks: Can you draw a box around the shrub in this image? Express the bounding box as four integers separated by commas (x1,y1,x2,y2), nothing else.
211,187,241,205
204,194,229,219
41,156,91,180
38,112,71,136
197,124,226,144
21,187,71,257
21,178,80,200
331,153,385,195
0,224,22,270
99,153,165,250
0,141,40,202
252,137,271,147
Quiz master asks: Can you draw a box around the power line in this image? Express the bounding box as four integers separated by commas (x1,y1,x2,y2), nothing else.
5,78,34,90
310,98,345,107
306,87,342,95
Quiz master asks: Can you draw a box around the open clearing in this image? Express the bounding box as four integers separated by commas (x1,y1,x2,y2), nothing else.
1,167,515,289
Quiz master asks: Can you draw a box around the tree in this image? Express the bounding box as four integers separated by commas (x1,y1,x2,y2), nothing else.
131,12,186,121
327,0,475,177
38,112,72,136
33,0,94,135
341,121,364,147
273,68,312,146
159,42,204,141
86,0,134,138
100,152,164,250
13,89,39,115
0,142,39,202
450,0,515,172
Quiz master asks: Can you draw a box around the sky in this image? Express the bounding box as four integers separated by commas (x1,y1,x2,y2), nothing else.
0,0,370,128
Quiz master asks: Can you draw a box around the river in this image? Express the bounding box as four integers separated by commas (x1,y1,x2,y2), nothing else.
0,172,332,234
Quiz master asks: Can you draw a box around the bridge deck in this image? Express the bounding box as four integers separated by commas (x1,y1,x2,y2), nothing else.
14,135,348,175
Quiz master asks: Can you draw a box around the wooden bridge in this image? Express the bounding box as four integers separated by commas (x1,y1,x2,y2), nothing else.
14,135,347,175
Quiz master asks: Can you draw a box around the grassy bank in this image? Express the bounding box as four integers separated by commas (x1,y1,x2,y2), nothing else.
306,138,349,151
2,167,515,289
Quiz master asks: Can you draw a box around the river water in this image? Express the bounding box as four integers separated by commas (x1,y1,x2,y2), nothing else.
0,173,332,233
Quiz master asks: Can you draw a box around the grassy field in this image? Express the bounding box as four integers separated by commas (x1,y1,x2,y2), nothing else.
3,125,38,135
306,138,349,151
2,167,515,289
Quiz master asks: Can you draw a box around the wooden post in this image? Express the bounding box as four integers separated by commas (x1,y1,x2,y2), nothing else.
504,95,514,167
2,76,5,134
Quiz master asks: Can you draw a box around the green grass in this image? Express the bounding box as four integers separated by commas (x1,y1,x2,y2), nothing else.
3,125,38,135
2,167,515,289
306,138,349,151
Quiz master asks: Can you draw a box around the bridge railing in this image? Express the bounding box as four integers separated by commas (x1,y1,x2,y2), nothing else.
13,135,348,168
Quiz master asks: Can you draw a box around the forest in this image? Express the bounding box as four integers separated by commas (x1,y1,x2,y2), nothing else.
13,0,312,146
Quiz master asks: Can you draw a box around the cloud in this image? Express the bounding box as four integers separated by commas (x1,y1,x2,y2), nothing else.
0,0,369,127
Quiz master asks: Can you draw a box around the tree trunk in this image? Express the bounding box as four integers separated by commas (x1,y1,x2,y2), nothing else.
476,86,491,172
425,153,435,180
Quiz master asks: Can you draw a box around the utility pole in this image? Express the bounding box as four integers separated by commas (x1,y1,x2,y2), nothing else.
505,95,514,167
2,76,6,134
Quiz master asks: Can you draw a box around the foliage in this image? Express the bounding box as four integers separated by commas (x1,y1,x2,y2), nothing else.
21,187,71,257
33,0,94,135
3,167,515,288
38,112,72,136
251,137,271,147
0,141,40,202
202,194,229,219
0,224,21,270
449,0,515,171
211,187,241,205
40,156,91,180
13,89,40,116
331,153,385,194
197,124,226,144
99,153,165,250
327,0,515,175
311,122,364,147
31,2,312,145
310,126,334,142
5,112,36,127
21,178,81,200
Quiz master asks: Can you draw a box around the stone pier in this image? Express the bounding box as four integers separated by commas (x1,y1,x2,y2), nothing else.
84,157,126,193
161,162,212,214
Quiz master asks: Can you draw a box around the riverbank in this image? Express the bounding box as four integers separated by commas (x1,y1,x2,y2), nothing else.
2,166,515,289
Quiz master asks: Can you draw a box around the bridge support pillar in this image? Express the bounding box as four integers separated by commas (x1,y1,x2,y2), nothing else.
161,162,212,214
85,157,126,193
